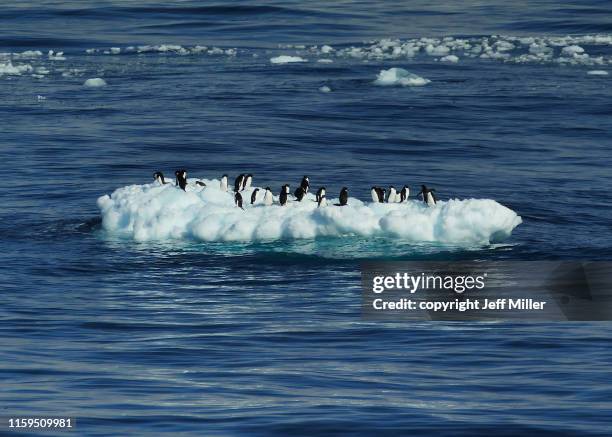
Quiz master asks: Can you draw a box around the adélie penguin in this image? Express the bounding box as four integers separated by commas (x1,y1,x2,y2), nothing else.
371,187,379,202
234,174,245,192
387,186,397,203
300,176,310,193
220,174,228,192
336,187,349,206
279,184,290,206
153,171,168,185
235,192,244,210
316,187,327,207
399,185,409,202
419,185,437,206
263,187,274,206
242,174,253,191
294,186,306,202
251,188,259,205
175,169,187,191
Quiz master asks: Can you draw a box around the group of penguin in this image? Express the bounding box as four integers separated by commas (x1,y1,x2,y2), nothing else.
154,170,437,209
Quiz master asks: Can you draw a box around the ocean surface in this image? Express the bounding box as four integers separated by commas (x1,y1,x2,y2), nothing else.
2,1,612,435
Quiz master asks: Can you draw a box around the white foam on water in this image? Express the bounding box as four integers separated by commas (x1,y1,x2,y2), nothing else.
97,180,522,245
374,68,430,86
83,78,107,87
270,55,307,64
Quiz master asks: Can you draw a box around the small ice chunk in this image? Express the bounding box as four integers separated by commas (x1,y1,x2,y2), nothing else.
320,45,334,54
562,45,584,55
374,68,430,87
270,55,307,64
317,59,333,63
83,78,107,87
440,54,459,63
587,70,608,76
110,47,121,54
319,85,331,93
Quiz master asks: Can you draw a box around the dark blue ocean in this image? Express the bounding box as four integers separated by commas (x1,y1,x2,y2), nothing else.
2,1,612,435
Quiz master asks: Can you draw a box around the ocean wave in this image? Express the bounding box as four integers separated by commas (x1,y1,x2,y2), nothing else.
97,179,521,244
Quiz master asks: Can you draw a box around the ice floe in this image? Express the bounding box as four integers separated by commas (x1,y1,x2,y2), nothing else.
97,179,521,244
374,68,430,86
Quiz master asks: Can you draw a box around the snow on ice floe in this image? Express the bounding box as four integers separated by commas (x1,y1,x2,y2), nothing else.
374,68,430,86
83,78,107,87
97,180,522,245
270,55,307,64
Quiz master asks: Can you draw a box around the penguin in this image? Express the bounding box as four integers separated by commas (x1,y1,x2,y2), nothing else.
235,192,244,210
220,174,228,192
316,187,327,207
300,176,310,193
242,174,253,191
175,169,187,191
336,187,349,206
234,174,245,192
294,186,306,202
387,186,397,203
419,185,437,207
196,181,206,187
153,171,168,185
399,185,409,202
372,187,385,203
371,187,379,203
279,184,290,206
263,187,274,206
251,188,259,205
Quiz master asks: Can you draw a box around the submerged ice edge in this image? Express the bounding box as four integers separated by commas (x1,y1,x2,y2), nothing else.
97,179,522,245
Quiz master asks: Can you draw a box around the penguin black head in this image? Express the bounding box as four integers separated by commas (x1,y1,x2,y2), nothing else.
222,174,228,178
266,186,271,191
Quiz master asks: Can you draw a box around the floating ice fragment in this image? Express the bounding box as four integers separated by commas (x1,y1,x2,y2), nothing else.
270,55,307,64
374,68,430,87
440,55,459,63
83,78,107,87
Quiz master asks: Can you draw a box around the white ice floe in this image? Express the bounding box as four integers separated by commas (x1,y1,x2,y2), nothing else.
440,55,459,63
374,68,430,86
97,179,521,244
587,70,608,75
270,55,307,64
0,61,33,75
319,85,331,92
83,78,107,87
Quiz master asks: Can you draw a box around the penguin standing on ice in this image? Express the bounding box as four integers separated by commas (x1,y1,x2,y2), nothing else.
175,169,187,191
399,185,409,202
300,176,310,194
294,186,306,202
371,187,385,203
220,174,228,192
263,187,274,206
336,187,349,206
234,174,245,192
279,184,290,206
154,171,168,185
387,186,397,203
235,192,244,210
251,188,259,205
242,174,253,191
371,187,379,203
316,187,327,207
419,185,437,206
